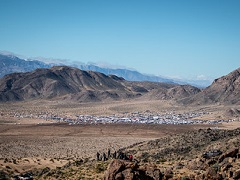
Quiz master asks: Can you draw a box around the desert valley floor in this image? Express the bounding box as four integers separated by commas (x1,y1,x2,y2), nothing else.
0,99,239,179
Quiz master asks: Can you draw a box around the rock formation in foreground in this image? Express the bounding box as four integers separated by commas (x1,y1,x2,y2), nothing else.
104,159,162,180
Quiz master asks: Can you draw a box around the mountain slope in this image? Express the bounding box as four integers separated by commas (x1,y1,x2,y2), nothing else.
124,81,200,100
0,66,200,102
0,66,127,101
179,67,240,105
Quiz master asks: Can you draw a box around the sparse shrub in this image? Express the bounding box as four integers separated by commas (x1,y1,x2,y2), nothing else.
142,158,149,163
12,159,17,164
38,167,51,176
69,167,74,172
95,163,106,173
181,176,189,180
159,158,166,163
74,159,83,166
5,166,11,169
0,170,10,179
4,158,8,163
84,158,89,163
212,163,220,171
23,159,30,162
141,152,149,158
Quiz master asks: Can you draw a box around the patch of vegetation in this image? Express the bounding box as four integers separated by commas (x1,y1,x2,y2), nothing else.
95,162,107,173
159,158,166,163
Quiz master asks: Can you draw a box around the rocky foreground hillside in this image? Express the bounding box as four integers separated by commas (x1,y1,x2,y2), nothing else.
0,66,200,102
2,128,239,179
126,128,240,162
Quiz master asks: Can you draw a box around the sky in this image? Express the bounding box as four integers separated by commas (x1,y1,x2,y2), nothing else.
0,0,240,81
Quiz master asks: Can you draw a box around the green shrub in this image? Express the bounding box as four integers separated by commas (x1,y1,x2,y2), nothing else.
95,163,106,173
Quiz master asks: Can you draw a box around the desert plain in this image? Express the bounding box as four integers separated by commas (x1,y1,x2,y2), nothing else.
0,99,239,178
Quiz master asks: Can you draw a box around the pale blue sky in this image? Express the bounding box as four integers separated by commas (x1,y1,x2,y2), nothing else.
0,0,240,80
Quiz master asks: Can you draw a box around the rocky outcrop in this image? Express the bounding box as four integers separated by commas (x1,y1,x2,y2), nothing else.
218,148,239,163
129,128,240,163
153,148,239,180
199,148,239,180
0,170,10,180
104,159,163,180
123,128,240,180
104,156,240,180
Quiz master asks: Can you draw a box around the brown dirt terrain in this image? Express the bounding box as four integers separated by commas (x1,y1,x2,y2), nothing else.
0,122,208,173
0,100,239,179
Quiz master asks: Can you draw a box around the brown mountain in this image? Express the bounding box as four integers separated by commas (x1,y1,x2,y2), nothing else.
180,67,240,105
0,66,127,101
0,66,200,102
131,82,200,100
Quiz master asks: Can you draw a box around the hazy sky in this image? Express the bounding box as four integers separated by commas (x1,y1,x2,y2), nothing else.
0,0,240,80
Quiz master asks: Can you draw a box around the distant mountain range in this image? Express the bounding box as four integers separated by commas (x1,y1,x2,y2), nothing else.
0,53,211,87
0,54,51,77
0,66,200,102
0,59,239,104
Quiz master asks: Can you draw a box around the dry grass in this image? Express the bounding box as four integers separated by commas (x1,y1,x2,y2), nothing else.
0,99,239,176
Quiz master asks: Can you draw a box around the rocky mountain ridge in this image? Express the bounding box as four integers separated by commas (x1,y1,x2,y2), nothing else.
0,57,239,104
0,66,200,102
180,68,240,105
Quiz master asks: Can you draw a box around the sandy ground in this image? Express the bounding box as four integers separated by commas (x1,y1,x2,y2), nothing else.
0,123,206,159
220,121,240,129
0,99,239,174
0,122,212,174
